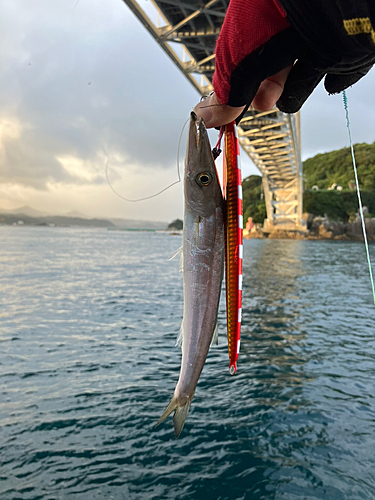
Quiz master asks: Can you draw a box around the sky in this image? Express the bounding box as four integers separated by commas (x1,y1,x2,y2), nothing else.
1,0,375,222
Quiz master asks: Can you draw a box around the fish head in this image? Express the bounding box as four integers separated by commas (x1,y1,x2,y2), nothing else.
185,112,223,218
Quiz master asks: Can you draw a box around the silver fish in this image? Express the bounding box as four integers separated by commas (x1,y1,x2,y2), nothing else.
156,112,224,438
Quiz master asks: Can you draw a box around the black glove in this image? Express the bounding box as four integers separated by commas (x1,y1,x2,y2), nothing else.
277,40,374,113
226,0,375,117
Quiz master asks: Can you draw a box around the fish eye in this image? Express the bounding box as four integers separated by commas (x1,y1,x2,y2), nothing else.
196,172,213,187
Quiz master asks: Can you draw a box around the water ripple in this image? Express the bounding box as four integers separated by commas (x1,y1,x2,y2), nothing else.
1,228,375,499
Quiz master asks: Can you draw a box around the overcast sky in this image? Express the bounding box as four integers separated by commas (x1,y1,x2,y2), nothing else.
1,0,375,221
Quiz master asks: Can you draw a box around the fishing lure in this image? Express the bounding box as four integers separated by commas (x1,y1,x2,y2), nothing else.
223,121,243,375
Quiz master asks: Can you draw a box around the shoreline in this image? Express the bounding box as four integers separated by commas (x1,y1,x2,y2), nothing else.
244,218,375,242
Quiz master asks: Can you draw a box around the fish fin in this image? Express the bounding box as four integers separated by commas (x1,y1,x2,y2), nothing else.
169,246,182,261
155,397,178,427
175,321,184,347
155,396,192,438
193,221,199,246
211,322,218,346
173,399,192,438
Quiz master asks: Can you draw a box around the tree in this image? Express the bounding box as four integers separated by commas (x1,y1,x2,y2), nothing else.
303,142,375,191
242,175,266,225
168,219,183,230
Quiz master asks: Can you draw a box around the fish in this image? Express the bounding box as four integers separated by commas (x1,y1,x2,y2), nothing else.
223,121,243,375
156,112,225,438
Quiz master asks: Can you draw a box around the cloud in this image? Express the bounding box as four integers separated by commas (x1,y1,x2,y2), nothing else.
0,162,184,221
0,0,198,193
56,154,107,184
1,0,375,219
301,69,375,160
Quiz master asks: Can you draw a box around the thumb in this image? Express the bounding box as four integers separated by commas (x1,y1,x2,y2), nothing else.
193,93,245,129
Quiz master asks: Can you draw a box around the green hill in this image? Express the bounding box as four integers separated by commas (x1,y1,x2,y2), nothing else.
242,141,375,225
242,175,266,224
303,141,375,191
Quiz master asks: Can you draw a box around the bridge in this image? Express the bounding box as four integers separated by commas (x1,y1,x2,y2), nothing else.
123,0,305,232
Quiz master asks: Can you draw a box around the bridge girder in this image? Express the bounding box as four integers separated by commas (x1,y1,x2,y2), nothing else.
122,0,305,231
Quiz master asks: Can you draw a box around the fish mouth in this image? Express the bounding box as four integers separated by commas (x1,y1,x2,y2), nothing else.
187,111,198,157
189,111,208,144
186,112,213,175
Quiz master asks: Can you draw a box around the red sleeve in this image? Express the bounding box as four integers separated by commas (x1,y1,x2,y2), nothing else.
213,0,290,105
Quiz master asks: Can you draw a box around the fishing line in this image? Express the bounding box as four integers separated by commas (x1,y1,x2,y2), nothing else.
342,90,375,305
72,0,81,17
105,117,189,202
198,103,226,109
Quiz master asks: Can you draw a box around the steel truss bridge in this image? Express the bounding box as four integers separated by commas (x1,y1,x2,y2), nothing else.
123,0,305,231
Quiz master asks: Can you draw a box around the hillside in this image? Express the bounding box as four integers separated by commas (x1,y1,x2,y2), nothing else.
0,207,168,229
303,141,375,191
242,175,266,224
242,141,375,225
0,213,115,228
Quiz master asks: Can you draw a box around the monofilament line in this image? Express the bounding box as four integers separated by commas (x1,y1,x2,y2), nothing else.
104,117,189,203
342,90,375,305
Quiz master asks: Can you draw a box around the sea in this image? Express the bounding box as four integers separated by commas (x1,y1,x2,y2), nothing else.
1,226,375,500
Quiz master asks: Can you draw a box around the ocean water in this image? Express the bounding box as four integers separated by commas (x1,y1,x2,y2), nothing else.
1,226,375,500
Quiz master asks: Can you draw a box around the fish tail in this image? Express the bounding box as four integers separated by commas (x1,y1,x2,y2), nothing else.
155,395,193,438
173,399,192,438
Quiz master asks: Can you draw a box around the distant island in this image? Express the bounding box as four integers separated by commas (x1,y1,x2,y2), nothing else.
0,213,115,228
168,219,183,230
0,206,169,230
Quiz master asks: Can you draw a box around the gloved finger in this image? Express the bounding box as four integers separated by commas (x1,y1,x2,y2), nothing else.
227,27,303,108
235,103,251,126
277,59,324,113
235,66,292,125
324,65,373,93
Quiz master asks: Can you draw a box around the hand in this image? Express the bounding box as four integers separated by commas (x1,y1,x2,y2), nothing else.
194,0,375,129
194,66,292,129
